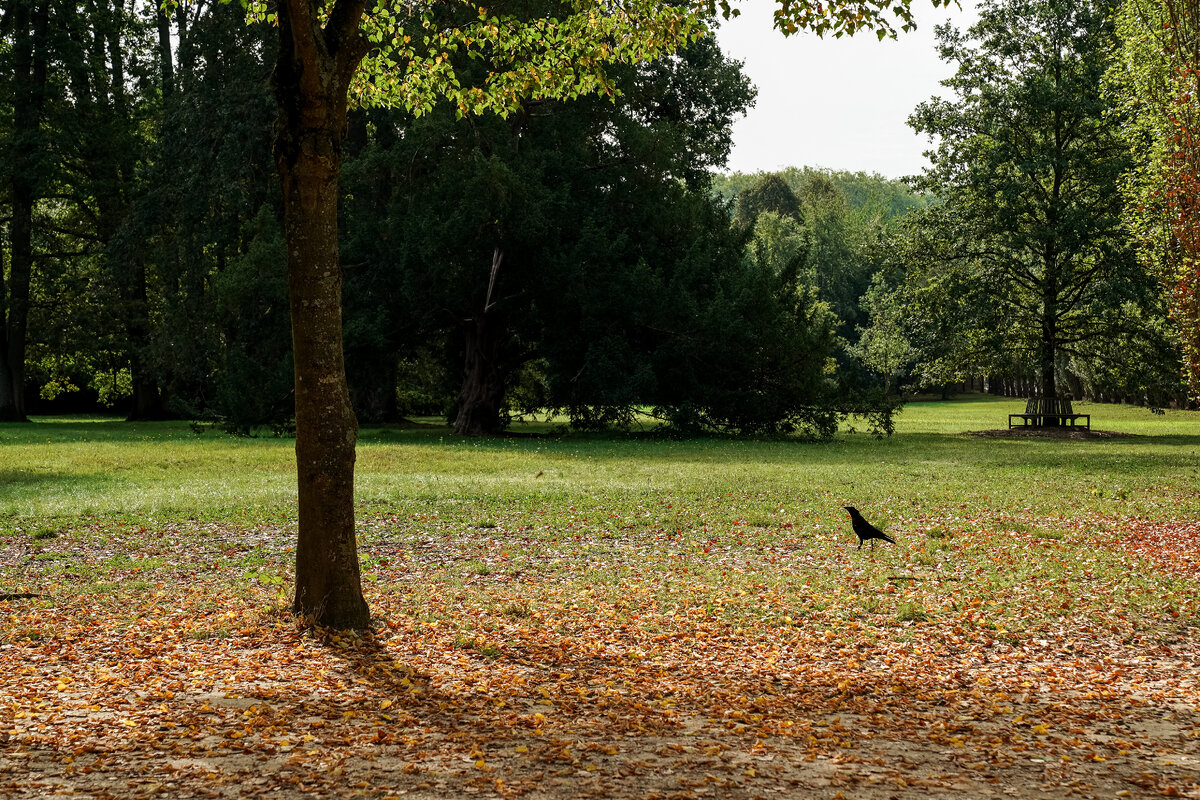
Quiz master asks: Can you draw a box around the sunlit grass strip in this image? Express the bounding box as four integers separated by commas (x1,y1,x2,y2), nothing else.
0,396,1198,527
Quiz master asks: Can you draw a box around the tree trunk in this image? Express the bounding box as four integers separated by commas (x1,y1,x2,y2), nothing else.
454,313,508,436
349,359,400,423
2,0,49,423
156,4,174,97
1040,264,1059,423
0,243,17,420
99,4,166,422
1065,371,1083,401
3,184,32,422
274,0,370,629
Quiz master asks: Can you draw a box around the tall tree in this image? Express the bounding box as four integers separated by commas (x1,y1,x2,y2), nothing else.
129,1,282,428
733,173,802,227
906,0,1146,402
69,0,160,420
267,0,707,628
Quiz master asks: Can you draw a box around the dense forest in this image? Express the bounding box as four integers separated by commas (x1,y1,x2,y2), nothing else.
0,0,1193,438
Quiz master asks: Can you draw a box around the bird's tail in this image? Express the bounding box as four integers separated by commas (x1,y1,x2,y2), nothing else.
882,533,897,545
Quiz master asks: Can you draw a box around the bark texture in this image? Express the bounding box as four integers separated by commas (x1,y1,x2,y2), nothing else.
274,0,370,629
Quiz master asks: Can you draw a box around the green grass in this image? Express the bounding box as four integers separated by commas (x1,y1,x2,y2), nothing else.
4,393,1198,641
3,396,1199,800
1,395,1197,528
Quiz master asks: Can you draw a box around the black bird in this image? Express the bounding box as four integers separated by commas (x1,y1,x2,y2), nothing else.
843,506,896,549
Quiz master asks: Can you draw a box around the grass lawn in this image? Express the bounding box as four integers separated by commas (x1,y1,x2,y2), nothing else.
2,394,1200,798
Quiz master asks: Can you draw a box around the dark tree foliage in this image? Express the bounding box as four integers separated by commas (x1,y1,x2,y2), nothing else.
339,37,843,435
0,0,163,419
118,3,286,431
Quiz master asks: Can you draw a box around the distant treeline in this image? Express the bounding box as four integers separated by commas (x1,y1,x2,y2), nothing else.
712,167,933,221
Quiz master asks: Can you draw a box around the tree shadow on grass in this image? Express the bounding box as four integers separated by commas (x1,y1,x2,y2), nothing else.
0,469,116,496
0,470,127,521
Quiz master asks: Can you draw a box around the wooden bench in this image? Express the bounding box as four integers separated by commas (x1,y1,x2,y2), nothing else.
1008,396,1090,430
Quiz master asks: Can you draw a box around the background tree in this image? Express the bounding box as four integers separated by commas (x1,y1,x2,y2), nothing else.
1111,0,1200,397
733,173,803,227
1,0,159,421
726,169,917,336
905,0,1153,404
134,2,284,430
712,167,931,218
852,272,913,395
341,34,760,436
1,0,51,422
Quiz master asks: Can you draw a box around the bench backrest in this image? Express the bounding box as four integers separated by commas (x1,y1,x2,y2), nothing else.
1025,397,1074,415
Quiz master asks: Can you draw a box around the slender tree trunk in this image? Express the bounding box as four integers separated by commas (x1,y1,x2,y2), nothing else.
2,0,49,422
98,3,165,421
274,0,370,629
156,4,174,96
0,243,15,419
4,186,33,422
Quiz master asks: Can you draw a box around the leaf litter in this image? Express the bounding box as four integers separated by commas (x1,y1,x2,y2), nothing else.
2,509,1200,799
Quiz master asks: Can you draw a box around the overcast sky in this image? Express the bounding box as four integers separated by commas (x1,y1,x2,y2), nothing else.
713,0,981,180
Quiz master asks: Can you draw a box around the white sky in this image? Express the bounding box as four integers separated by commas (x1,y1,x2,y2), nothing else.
714,0,981,180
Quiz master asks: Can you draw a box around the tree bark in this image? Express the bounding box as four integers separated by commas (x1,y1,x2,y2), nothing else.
274,0,370,629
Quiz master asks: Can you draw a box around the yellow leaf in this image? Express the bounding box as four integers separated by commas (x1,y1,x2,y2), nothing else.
380,699,393,710
515,746,528,754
